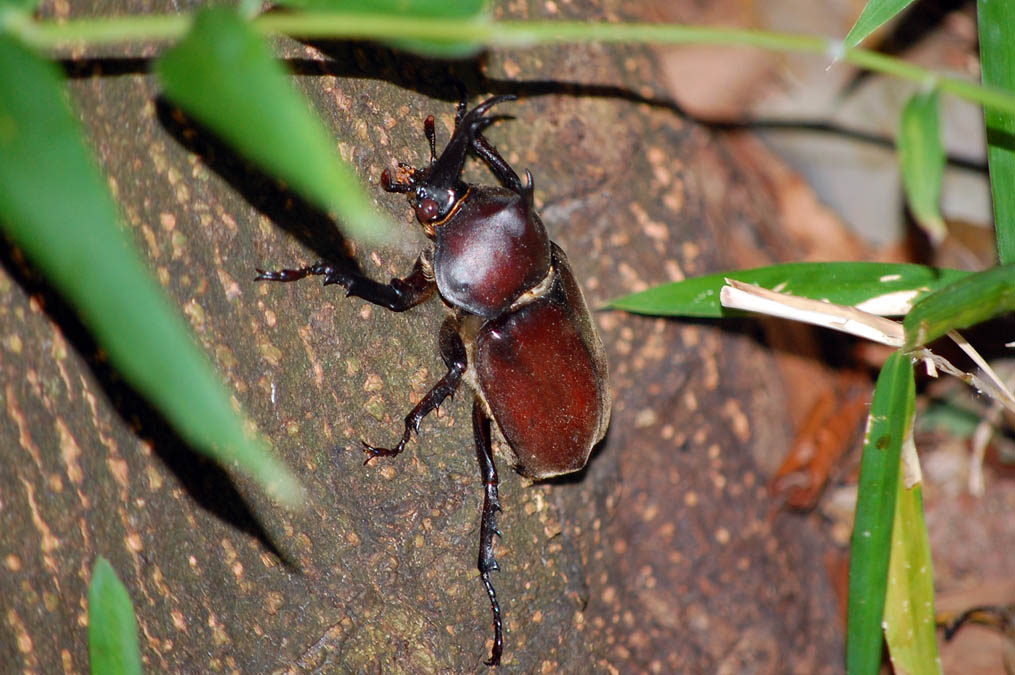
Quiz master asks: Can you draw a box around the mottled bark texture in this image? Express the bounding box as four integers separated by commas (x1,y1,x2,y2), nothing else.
1,0,843,672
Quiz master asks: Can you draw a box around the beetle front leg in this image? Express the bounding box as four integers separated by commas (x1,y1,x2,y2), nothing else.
471,133,524,195
361,318,466,462
450,90,517,192
255,254,436,312
472,397,504,666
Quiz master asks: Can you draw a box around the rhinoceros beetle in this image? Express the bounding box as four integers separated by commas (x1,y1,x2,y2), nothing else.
256,95,611,666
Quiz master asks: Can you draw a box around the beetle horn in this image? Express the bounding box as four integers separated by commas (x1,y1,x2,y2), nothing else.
423,95,517,194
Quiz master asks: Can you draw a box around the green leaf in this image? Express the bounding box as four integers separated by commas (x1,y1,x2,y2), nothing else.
903,263,1015,349
238,0,264,18
884,458,940,675
605,262,969,317
0,35,302,504
978,0,1015,264
0,0,41,13
270,0,488,56
847,351,914,675
899,90,946,244
88,557,143,675
844,0,918,48
156,7,390,243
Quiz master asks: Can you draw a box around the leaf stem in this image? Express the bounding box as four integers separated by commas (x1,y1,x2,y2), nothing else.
12,12,191,46
12,12,1015,115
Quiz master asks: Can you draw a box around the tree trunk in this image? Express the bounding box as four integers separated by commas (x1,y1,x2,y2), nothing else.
1,0,842,671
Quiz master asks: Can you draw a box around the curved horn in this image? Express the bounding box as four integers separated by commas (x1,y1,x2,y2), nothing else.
423,95,517,194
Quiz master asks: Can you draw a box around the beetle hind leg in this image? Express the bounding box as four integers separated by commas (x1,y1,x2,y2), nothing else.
472,398,504,666
361,318,466,463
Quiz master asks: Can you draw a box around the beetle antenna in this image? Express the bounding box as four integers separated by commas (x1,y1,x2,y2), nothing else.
424,115,437,165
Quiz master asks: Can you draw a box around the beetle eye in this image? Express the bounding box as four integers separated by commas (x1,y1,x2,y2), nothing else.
416,198,441,224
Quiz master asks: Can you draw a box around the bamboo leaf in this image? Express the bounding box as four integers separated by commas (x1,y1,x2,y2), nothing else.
606,262,968,317
0,35,302,504
0,0,41,12
884,451,940,675
978,0,1015,264
844,0,917,48
899,90,946,244
847,351,914,675
88,557,143,675
903,264,1015,349
157,7,390,243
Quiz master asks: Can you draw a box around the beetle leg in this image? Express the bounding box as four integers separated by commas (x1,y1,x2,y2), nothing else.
455,98,468,127
452,80,469,126
471,133,524,195
472,397,504,667
254,260,334,283
361,318,466,462
449,87,516,190
255,255,436,313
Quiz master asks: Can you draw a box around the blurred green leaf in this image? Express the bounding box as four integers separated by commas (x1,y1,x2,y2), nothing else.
847,351,914,675
88,557,143,675
157,7,390,243
605,262,968,317
270,0,488,56
884,458,940,675
0,0,40,13
899,90,946,244
903,264,1015,349
844,0,917,48
978,0,1015,264
0,35,302,504
238,0,263,18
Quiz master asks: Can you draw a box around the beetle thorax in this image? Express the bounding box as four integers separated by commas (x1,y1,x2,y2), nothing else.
433,186,551,319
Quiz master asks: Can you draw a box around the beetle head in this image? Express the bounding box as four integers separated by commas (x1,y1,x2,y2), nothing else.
382,95,516,235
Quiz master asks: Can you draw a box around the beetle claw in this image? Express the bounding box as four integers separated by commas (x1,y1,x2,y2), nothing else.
360,421,416,464
360,439,398,464
255,266,309,282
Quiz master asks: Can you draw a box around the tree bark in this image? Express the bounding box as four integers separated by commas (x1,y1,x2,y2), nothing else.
1,0,843,672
